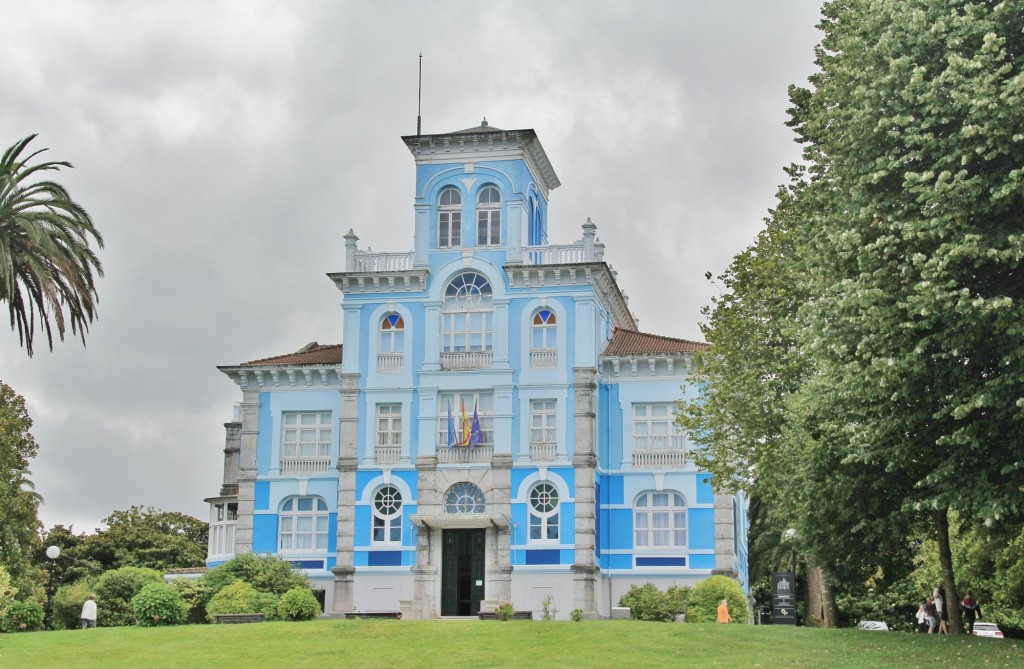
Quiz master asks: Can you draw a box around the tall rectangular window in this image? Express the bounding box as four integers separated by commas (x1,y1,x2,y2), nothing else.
437,392,494,447
376,404,402,447
633,404,682,450
530,399,557,445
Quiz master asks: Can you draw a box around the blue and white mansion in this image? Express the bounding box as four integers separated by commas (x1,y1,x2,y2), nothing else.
205,120,748,618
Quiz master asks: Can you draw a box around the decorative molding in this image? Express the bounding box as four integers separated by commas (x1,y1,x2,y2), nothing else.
221,365,343,390
503,262,636,330
327,269,429,295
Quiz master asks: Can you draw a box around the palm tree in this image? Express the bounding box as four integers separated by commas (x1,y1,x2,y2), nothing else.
0,135,104,355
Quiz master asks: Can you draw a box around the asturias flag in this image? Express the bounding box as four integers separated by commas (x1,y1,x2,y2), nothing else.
469,401,483,448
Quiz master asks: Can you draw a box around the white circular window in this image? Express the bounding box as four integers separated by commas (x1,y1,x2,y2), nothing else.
445,482,485,513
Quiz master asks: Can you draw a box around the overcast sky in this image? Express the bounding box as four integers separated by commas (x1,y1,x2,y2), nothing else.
0,0,824,533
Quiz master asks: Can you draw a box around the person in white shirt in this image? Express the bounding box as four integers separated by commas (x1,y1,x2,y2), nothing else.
80,595,97,629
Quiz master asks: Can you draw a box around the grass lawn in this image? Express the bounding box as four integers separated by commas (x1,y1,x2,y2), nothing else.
1,619,1021,669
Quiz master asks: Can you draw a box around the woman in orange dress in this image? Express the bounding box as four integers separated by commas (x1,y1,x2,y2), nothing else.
717,599,732,624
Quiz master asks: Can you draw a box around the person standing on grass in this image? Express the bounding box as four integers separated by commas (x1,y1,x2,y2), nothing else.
80,595,97,629
934,584,948,634
961,592,983,634
924,597,938,634
717,599,732,624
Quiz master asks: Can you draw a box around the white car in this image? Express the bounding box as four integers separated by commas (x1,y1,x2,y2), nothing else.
971,622,1004,639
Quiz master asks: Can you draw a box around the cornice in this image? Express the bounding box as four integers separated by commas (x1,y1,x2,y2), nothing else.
503,261,637,330
326,269,430,295
218,365,342,390
597,353,695,380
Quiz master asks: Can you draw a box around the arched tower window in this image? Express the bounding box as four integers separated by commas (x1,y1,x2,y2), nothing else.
372,485,403,544
530,309,557,367
438,187,462,248
634,491,687,549
279,496,329,551
442,272,493,358
444,482,486,514
528,482,559,541
476,185,500,246
378,313,404,372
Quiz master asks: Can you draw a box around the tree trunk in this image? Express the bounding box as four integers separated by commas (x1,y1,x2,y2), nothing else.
935,507,962,635
820,567,840,628
806,565,823,626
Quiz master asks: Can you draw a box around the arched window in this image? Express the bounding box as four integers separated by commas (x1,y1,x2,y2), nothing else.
442,272,493,354
530,309,557,367
372,485,403,544
279,496,329,551
528,482,559,541
438,187,462,248
634,491,687,549
378,313,404,372
444,482,485,514
476,185,500,246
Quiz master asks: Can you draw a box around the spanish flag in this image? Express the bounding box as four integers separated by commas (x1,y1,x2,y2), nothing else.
459,400,471,447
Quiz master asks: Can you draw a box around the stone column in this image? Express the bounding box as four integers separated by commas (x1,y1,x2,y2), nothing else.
220,420,241,497
482,453,513,612
233,389,260,554
572,367,598,613
712,493,738,577
407,455,439,619
332,372,361,613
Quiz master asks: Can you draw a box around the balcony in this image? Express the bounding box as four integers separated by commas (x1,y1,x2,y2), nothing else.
441,351,493,370
632,435,687,469
530,442,557,461
374,446,402,465
530,350,557,368
437,446,494,465
377,352,404,373
280,456,333,475
352,251,414,272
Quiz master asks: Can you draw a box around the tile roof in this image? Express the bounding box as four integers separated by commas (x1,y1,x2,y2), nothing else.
240,342,343,367
602,328,708,356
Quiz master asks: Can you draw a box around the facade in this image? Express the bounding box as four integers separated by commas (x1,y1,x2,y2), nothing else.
205,121,748,618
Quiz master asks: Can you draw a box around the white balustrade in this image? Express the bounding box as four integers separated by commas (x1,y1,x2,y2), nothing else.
377,352,404,372
280,456,334,474
436,446,494,464
530,443,557,461
440,351,493,370
530,350,557,368
375,447,401,465
632,435,687,468
354,251,414,272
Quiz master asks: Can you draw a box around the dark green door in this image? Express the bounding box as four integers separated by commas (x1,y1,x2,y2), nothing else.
442,529,486,616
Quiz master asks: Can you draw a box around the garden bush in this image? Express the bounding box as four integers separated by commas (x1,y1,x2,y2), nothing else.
131,582,188,626
686,575,747,623
51,579,97,630
206,581,279,621
94,566,164,627
617,583,687,622
0,599,45,632
171,577,211,624
0,566,14,620
278,587,321,621
200,554,308,607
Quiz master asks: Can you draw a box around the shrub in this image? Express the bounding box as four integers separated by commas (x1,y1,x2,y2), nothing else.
206,581,279,622
171,577,211,624
94,566,164,627
278,587,321,621
570,608,584,622
686,575,747,624
1,599,45,632
131,582,188,626
495,602,516,621
51,579,97,631
203,554,307,599
541,594,558,621
0,567,14,620
618,583,680,622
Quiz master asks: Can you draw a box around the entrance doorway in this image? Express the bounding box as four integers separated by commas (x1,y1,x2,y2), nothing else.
441,528,485,616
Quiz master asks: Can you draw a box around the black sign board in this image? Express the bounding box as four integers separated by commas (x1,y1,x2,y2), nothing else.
771,572,798,625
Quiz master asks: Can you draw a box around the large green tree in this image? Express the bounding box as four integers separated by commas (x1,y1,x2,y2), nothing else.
0,135,103,356
0,381,43,597
76,506,208,572
788,0,1024,634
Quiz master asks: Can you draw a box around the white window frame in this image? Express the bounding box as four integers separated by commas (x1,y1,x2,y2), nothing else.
633,403,684,451
376,403,402,448
208,502,237,556
442,272,493,353
281,412,332,459
279,496,330,552
634,491,687,550
476,185,500,246
530,399,557,445
438,187,462,248
372,485,403,545
528,482,559,542
379,313,404,354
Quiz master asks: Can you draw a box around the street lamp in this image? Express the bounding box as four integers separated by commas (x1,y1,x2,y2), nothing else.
44,545,61,630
